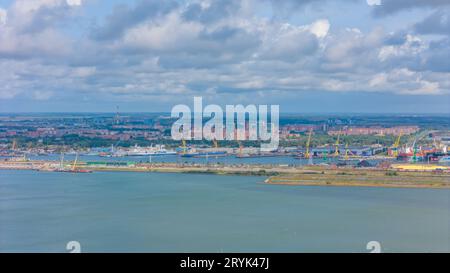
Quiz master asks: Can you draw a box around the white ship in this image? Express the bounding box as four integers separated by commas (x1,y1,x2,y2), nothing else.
125,145,177,156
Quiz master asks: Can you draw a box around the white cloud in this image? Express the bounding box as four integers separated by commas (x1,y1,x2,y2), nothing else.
0,0,81,58
369,73,387,87
66,0,82,6
71,66,96,77
0,8,7,25
321,27,384,72
308,19,330,38
257,21,318,62
11,0,69,18
0,0,449,105
378,34,426,62
122,12,204,51
368,68,442,95
0,90,20,99
366,0,381,6
0,27,71,58
33,90,54,100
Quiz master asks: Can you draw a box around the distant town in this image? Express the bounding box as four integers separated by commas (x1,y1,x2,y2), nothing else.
0,113,449,166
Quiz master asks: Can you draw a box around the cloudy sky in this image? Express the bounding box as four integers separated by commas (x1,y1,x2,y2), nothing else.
0,0,449,113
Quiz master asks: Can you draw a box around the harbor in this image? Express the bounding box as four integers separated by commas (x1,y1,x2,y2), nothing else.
1,156,449,189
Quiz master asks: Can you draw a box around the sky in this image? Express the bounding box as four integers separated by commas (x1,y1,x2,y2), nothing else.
0,0,449,113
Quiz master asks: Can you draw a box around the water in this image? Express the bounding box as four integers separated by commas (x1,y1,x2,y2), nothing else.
0,170,449,252
25,154,371,166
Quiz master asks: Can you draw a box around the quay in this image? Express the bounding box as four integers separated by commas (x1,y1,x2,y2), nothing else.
1,159,449,189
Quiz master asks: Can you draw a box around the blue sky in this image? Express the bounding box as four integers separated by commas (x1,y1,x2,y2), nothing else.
0,0,449,113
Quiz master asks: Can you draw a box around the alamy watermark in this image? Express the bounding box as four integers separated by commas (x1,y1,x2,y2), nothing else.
66,241,81,253
171,97,279,151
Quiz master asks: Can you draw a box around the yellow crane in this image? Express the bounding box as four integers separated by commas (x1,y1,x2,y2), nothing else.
72,153,78,171
237,140,243,156
181,139,187,155
334,131,341,157
60,152,65,170
392,132,402,157
213,139,219,149
344,143,350,161
304,128,313,159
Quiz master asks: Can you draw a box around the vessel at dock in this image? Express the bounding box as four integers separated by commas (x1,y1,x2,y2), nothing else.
125,145,177,156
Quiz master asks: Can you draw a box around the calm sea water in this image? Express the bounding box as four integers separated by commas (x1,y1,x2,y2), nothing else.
0,170,449,252
27,154,348,166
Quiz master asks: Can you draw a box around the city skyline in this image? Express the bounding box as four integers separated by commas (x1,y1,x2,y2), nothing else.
0,0,449,113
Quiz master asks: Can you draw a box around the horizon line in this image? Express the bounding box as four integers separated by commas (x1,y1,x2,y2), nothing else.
0,112,449,116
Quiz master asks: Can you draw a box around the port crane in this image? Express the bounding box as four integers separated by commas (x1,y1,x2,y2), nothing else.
181,139,188,155
110,139,122,155
11,139,17,151
433,137,440,151
343,143,355,161
60,152,65,170
72,153,78,171
237,140,244,157
334,130,342,157
304,128,313,159
391,132,402,157
408,133,425,162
